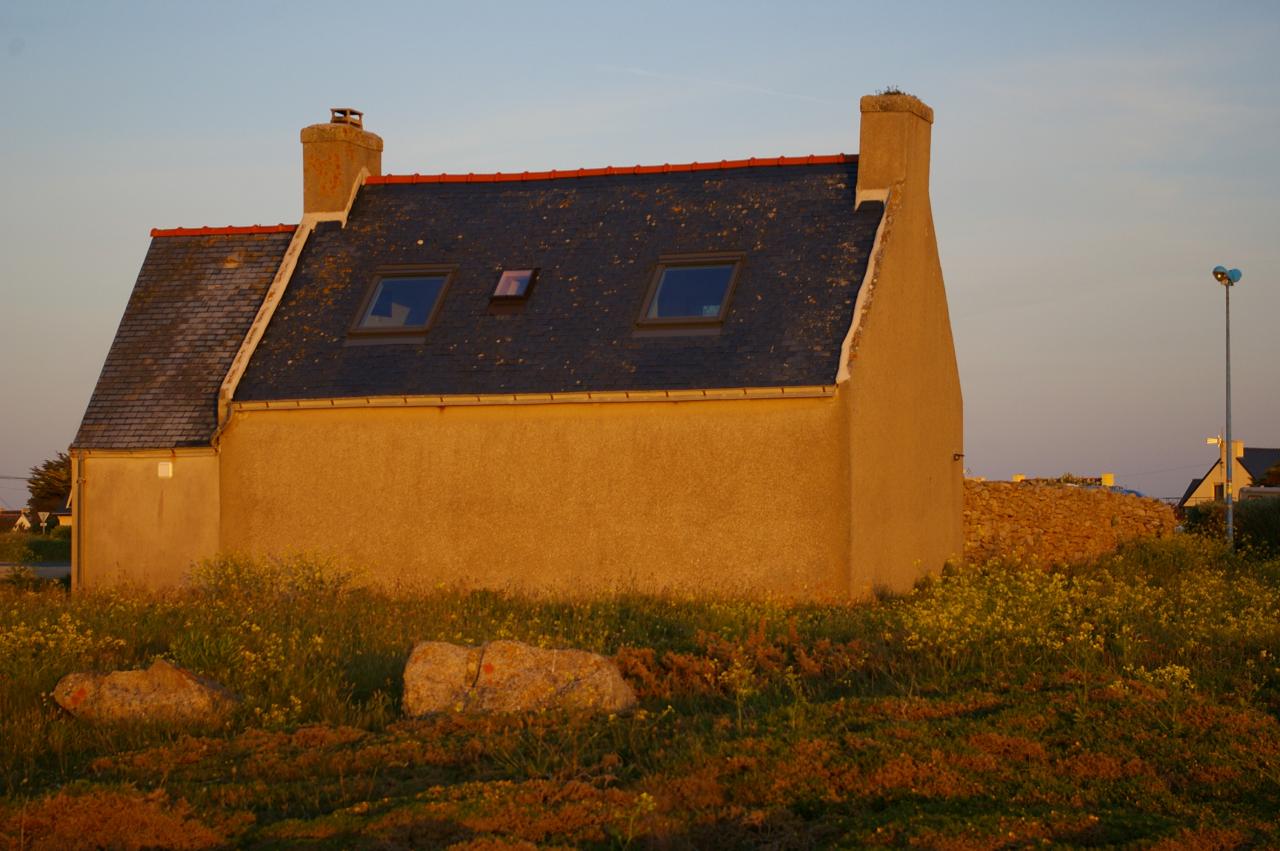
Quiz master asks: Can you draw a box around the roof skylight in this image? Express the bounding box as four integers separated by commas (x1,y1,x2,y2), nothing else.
351,271,450,337
639,254,742,325
493,269,536,299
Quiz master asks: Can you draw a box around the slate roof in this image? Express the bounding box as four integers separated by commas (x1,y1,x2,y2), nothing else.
236,160,883,401
1243,448,1280,483
73,231,293,449
1178,476,1204,507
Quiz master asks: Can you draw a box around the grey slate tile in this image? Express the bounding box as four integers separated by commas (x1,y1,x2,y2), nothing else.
78,163,885,451
73,232,292,449
237,163,882,401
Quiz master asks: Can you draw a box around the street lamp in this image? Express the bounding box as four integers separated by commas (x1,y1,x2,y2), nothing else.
1212,264,1242,546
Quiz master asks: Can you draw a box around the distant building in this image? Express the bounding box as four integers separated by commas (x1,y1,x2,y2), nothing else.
11,509,38,532
1178,442,1280,508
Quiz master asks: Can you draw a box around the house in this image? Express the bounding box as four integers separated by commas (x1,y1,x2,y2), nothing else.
5,496,74,533
11,509,39,533
53,492,73,529
1178,442,1280,508
70,93,963,598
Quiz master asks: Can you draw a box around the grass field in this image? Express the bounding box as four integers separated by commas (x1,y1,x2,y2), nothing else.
1,537,1279,848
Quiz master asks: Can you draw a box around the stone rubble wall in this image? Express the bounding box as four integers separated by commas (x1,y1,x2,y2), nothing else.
964,480,1177,565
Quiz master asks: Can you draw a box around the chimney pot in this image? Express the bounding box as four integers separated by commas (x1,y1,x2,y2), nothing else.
330,107,364,129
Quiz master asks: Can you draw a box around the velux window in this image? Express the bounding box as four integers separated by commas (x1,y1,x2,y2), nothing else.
639,253,742,325
488,268,538,315
493,269,536,299
351,268,451,337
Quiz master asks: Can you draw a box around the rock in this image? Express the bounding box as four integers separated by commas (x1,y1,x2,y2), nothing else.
54,659,239,725
403,639,637,716
400,641,478,714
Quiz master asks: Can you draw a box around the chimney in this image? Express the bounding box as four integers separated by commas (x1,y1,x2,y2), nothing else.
301,108,383,216
854,93,934,204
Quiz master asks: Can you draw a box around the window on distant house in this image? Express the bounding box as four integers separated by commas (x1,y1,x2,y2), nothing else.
492,269,537,300
351,269,451,337
638,253,743,326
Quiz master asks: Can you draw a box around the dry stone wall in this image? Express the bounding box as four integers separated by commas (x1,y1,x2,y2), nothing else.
964,480,1176,565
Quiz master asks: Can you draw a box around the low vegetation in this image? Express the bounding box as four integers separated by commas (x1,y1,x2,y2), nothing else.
2,537,1279,848
1184,497,1280,558
0,532,71,565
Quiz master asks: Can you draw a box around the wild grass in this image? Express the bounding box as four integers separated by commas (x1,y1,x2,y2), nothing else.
1,536,1279,847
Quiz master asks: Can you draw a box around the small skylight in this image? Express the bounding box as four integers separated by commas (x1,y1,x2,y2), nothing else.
352,272,449,335
640,255,742,325
493,269,536,299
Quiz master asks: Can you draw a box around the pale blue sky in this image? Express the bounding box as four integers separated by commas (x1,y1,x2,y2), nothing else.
1,0,1277,505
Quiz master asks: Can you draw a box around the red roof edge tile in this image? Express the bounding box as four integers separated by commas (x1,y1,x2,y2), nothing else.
150,224,298,238
367,154,857,185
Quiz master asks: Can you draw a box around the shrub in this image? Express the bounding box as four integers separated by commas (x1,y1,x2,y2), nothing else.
1184,498,1280,556
0,533,34,564
24,536,70,563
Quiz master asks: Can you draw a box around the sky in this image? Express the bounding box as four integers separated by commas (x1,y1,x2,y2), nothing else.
0,0,1277,506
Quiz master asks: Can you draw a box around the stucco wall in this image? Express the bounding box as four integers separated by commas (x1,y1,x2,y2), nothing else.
74,452,221,589
964,480,1176,565
218,397,852,598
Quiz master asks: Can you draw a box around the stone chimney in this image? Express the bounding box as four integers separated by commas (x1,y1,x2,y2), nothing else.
854,93,934,204
301,108,383,217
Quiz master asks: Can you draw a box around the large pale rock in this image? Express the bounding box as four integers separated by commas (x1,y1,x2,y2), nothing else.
401,641,478,713
403,639,637,716
54,659,239,725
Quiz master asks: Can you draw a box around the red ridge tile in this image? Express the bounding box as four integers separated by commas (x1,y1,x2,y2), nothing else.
150,224,298,238
367,154,855,185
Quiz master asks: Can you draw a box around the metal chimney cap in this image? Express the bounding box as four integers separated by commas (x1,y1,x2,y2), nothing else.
330,107,364,129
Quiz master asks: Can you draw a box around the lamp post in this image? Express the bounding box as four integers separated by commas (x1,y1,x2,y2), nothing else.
1212,265,1242,546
